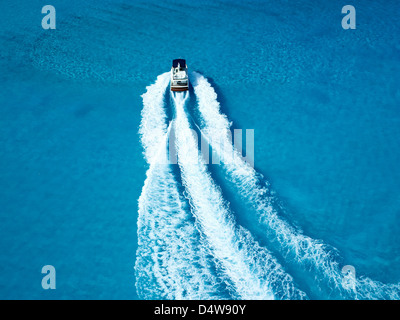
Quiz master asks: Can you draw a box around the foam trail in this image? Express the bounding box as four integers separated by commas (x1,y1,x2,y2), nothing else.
135,75,225,299
172,91,306,300
191,71,400,299
139,72,170,163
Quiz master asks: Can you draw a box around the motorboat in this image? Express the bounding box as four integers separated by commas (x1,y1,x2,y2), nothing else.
170,59,189,92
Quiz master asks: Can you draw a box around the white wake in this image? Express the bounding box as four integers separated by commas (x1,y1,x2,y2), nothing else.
190,71,400,299
135,74,225,299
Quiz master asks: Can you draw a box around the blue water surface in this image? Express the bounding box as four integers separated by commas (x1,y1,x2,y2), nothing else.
0,0,399,299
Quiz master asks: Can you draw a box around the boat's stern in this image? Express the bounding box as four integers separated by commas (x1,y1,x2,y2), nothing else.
171,59,189,92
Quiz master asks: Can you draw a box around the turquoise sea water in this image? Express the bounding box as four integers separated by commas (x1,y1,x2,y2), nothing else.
1,0,399,299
